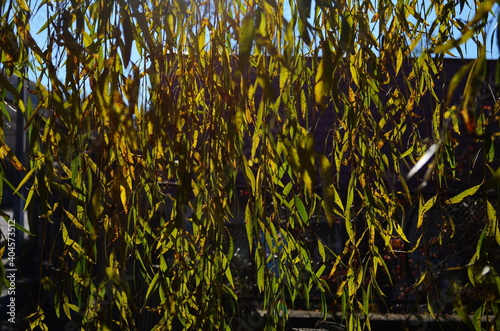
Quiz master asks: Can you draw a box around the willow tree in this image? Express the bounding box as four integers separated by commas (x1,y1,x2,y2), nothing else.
1,0,499,329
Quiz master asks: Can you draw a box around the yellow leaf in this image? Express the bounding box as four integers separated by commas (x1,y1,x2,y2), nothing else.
395,47,403,75
417,195,436,228
64,209,86,232
16,0,30,12
120,185,128,214
12,167,35,195
0,144,26,171
444,183,481,205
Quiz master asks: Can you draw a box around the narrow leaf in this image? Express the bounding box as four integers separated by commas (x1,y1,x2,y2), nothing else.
294,195,309,225
417,195,437,228
314,41,333,107
444,183,481,204
239,15,255,71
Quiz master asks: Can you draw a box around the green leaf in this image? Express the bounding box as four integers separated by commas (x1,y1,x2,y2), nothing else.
257,256,264,292
14,222,35,236
145,272,160,303
62,301,79,320
1,214,34,236
223,284,238,301
223,254,235,289
315,264,326,279
472,306,484,330
434,29,475,54
444,183,481,205
317,239,326,262
319,154,342,226
486,201,500,246
245,203,254,252
239,15,255,71
294,195,309,225
23,184,35,211
314,41,333,107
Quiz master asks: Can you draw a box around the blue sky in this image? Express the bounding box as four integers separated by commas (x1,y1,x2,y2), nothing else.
27,0,500,68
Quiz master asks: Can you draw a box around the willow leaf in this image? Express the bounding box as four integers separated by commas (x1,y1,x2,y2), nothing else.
314,41,333,107
417,195,437,228
239,15,255,71
486,201,500,246
444,183,481,205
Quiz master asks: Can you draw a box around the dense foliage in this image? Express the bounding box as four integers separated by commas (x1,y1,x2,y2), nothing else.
1,0,500,330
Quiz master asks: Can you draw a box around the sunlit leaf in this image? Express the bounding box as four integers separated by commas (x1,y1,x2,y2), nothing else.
6,0,498,329
406,141,441,180
417,195,437,228
444,183,481,205
315,41,333,107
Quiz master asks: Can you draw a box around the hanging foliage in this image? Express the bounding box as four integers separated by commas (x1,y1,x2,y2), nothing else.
1,0,499,330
